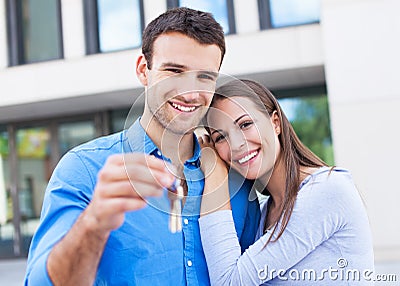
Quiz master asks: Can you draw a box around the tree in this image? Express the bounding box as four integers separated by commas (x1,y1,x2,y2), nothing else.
290,95,334,165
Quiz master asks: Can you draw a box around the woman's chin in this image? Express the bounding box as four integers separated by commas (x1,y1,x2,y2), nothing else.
233,167,260,180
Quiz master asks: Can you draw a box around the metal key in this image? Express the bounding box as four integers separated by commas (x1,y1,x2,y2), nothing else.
168,178,184,233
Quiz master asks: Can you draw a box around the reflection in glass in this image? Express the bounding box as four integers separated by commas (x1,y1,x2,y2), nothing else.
279,94,334,165
179,0,230,34
110,109,130,133
20,0,62,63
0,126,14,258
16,127,51,255
269,0,320,28
58,121,96,156
97,0,142,52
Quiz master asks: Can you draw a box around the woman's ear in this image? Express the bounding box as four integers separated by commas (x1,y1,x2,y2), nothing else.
136,54,148,86
271,111,281,135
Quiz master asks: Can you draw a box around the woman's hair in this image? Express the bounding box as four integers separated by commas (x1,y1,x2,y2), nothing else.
209,79,328,245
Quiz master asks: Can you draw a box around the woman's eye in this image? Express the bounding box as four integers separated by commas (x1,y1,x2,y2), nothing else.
239,121,253,129
214,134,226,143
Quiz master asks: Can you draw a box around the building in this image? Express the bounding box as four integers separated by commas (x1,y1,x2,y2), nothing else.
0,0,399,277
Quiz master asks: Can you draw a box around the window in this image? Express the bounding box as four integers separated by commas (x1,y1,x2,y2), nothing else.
6,0,63,65
258,0,320,29
167,0,236,34
109,109,130,133
58,121,96,156
84,0,144,54
276,86,334,165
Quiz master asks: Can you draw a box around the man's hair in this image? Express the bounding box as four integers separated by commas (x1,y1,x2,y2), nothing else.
142,7,226,69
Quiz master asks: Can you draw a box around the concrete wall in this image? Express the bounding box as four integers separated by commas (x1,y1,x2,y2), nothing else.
0,0,323,122
321,0,400,262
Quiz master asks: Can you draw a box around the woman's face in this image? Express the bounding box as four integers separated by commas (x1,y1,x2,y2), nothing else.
207,96,281,180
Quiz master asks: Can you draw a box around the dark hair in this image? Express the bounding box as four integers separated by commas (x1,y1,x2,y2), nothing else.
210,79,328,245
142,7,226,69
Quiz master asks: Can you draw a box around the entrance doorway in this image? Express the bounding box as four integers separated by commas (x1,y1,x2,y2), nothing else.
0,115,101,258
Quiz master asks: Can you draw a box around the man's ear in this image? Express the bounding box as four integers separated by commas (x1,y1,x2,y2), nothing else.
271,111,281,135
136,54,148,86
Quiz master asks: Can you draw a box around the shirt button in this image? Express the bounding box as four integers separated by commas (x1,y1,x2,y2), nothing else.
156,150,161,156
191,162,196,166
183,218,189,225
187,260,193,267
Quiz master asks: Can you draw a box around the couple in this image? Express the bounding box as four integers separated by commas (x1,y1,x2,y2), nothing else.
24,7,373,286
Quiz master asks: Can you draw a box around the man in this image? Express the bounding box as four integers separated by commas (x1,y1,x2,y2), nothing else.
25,7,259,285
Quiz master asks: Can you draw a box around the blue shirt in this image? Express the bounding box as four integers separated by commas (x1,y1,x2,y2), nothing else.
25,119,260,285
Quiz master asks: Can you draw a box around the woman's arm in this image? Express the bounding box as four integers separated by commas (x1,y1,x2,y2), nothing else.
199,171,355,285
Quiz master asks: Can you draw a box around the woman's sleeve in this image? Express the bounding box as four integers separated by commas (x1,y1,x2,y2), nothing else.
199,174,353,285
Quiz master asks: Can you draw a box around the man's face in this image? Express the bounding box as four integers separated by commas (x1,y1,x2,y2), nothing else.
139,32,222,135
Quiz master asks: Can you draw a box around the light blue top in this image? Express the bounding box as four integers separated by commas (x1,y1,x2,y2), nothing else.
199,167,375,285
24,119,260,286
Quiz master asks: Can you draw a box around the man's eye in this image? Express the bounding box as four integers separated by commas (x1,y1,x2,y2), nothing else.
166,68,182,74
198,73,216,81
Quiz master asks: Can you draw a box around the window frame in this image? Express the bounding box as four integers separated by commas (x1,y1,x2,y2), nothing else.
84,0,145,55
6,0,64,66
258,0,320,30
167,0,236,35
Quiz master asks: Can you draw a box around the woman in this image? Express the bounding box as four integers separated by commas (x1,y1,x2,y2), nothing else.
198,79,374,285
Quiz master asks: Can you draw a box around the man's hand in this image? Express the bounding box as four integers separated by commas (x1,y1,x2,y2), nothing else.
85,153,175,233
47,153,175,286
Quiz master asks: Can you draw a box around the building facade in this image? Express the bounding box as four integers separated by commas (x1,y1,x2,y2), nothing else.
0,0,399,273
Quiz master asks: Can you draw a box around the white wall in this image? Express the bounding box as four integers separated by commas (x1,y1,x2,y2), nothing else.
61,0,85,59
322,0,400,262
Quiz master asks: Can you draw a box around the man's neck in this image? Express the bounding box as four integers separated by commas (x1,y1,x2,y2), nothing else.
140,115,195,165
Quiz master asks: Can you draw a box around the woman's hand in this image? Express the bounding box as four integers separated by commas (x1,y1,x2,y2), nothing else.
199,134,231,215
199,134,228,181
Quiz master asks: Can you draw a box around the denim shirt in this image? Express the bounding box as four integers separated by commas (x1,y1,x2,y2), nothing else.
25,119,260,285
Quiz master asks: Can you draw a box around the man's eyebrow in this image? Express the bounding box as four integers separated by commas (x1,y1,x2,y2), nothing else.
160,63,218,76
160,62,186,69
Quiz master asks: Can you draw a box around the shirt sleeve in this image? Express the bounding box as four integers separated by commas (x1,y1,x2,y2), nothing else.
199,172,354,285
24,151,95,285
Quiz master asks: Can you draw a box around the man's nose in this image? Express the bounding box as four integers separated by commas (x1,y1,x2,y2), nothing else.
182,90,201,102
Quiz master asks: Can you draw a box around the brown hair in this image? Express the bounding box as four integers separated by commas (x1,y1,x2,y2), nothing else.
210,79,328,245
142,7,226,69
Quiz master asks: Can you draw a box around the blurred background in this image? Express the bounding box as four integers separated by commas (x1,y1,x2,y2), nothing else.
0,0,399,284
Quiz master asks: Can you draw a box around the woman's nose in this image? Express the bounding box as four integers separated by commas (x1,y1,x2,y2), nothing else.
229,130,246,151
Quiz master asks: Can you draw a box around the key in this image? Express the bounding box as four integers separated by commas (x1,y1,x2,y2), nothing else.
168,178,184,233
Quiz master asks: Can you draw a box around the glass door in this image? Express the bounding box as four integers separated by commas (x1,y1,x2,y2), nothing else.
16,126,52,255
0,114,102,258
58,120,96,156
0,126,14,258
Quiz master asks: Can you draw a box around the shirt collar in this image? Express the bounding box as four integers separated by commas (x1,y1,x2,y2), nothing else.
125,118,201,165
